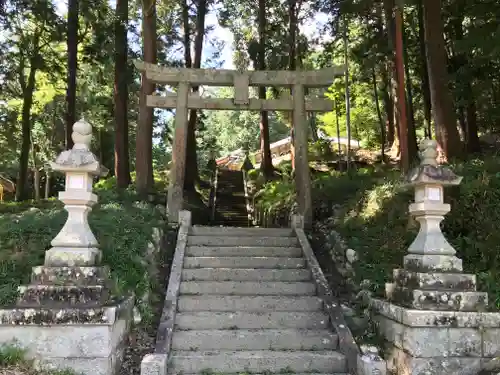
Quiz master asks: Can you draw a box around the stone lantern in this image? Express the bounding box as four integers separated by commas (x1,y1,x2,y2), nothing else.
45,118,108,267
0,119,133,375
402,139,464,284
372,139,500,375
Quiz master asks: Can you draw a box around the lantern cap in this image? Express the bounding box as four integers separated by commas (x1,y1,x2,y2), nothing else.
406,139,462,186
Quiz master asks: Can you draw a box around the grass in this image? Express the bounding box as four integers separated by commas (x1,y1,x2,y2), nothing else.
0,345,77,375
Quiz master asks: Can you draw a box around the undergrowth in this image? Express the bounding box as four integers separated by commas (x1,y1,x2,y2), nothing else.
0,344,77,374
254,155,500,309
0,183,167,322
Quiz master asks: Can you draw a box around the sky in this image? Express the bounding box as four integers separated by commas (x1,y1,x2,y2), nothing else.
55,0,328,70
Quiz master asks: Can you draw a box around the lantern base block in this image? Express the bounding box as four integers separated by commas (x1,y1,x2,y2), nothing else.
44,247,101,267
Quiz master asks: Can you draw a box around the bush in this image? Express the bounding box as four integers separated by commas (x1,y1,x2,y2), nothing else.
0,180,167,320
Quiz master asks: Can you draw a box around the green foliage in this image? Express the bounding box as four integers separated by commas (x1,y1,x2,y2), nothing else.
0,181,167,321
201,87,290,157
0,344,77,374
309,139,336,161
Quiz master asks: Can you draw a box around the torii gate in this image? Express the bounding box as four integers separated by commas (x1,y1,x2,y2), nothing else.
134,61,344,228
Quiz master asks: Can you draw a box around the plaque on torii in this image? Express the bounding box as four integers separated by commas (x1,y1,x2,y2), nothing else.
134,60,344,227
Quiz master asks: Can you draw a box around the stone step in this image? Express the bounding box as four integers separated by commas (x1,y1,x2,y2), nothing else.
183,257,305,269
171,329,338,351
181,268,311,281
187,236,299,247
17,285,109,306
174,311,330,330
177,296,323,312
186,246,302,257
190,227,295,237
179,281,316,295
169,373,345,375
168,350,346,373
30,266,110,286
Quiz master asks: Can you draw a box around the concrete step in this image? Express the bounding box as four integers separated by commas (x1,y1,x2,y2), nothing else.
171,329,338,351
168,350,347,373
183,257,305,269
187,236,299,247
177,296,323,312
190,227,295,237
181,268,311,281
179,281,316,295
169,373,345,375
185,246,302,257
174,311,330,330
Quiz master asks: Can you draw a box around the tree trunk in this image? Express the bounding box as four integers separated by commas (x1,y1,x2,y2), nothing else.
184,0,207,191
45,170,51,199
136,0,157,196
423,0,463,160
114,0,131,188
65,0,79,150
335,99,342,157
372,66,386,161
380,65,395,147
450,1,480,154
258,0,273,180
33,168,41,200
384,0,400,157
465,98,480,153
343,16,352,170
402,17,418,164
417,0,432,138
16,44,40,201
288,0,298,171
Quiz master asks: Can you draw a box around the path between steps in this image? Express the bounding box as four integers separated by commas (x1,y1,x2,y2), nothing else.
212,169,249,227
167,226,348,375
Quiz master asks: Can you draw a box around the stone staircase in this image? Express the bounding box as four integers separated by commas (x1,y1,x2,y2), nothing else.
212,169,249,227
168,226,347,375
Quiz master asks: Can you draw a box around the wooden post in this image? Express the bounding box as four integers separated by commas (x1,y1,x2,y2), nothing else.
292,83,313,228
167,81,189,222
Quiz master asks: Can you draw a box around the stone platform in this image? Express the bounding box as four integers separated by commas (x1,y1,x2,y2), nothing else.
0,266,134,375
373,298,500,374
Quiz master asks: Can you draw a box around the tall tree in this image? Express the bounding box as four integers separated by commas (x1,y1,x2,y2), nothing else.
184,0,208,192
136,0,157,195
449,0,480,153
114,0,131,187
0,0,64,200
65,0,79,149
257,0,273,180
423,0,463,159
417,0,432,139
